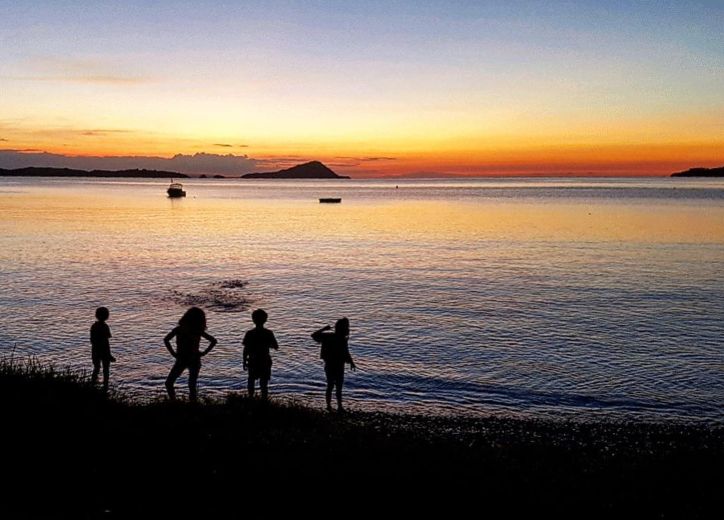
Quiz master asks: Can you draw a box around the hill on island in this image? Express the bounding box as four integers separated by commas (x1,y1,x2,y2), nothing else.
0,167,187,178
241,161,350,179
671,166,724,177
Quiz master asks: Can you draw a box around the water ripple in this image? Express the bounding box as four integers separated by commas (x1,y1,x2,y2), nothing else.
1,177,723,422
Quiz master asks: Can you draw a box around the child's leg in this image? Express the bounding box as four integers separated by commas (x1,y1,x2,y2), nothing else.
336,372,345,411
247,374,255,397
101,359,110,387
324,365,333,410
91,359,100,382
260,377,269,400
325,382,334,411
187,362,200,402
165,361,185,400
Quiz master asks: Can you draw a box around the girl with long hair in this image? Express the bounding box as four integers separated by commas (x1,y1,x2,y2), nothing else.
164,307,217,401
312,317,356,412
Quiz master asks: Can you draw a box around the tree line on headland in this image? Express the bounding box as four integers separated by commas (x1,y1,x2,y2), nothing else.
0,161,350,179
670,166,724,177
2,162,722,179
0,166,187,178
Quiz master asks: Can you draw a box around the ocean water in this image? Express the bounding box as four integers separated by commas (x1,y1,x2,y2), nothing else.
1,176,723,422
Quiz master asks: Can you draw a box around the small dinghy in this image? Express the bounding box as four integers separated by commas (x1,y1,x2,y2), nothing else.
319,198,341,203
167,181,186,198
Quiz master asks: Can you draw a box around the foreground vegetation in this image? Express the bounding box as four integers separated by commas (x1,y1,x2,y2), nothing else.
1,358,721,518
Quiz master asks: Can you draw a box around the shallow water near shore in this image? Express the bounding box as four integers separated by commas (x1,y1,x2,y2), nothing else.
1,176,723,422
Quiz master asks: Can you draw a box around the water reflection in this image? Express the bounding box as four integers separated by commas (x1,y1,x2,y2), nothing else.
0,177,722,421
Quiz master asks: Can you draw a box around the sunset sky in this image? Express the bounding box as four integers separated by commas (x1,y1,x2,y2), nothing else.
1,1,722,177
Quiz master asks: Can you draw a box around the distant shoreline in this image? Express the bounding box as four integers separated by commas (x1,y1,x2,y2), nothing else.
2,165,724,180
1,173,717,181
0,167,187,178
671,166,724,178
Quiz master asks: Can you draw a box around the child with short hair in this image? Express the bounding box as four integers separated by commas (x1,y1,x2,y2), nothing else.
242,309,279,399
90,306,115,388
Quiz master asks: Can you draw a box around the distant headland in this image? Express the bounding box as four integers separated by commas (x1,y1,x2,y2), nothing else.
671,166,724,177
241,161,350,179
0,161,350,179
0,167,187,178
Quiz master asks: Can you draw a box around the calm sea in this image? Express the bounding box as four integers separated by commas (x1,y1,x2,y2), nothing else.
1,176,723,422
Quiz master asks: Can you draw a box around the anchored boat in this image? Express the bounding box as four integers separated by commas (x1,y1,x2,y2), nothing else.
167,181,186,198
319,198,341,203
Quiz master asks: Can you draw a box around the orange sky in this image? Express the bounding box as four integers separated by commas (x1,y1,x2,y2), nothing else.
1,2,722,177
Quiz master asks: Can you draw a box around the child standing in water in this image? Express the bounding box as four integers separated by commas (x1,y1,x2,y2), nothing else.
90,306,116,389
312,318,356,413
242,309,279,399
164,307,217,402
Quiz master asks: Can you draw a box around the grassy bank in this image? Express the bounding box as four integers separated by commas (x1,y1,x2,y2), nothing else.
1,358,721,518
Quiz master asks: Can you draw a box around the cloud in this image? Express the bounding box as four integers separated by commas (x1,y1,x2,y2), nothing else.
214,143,233,147
0,150,262,175
327,162,362,168
329,156,398,168
6,74,149,85
6,56,152,85
335,156,397,162
252,156,305,168
0,138,7,142
81,129,133,137
3,126,137,140
165,152,261,175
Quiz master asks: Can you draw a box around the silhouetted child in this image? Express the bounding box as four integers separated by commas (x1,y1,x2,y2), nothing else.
312,318,356,413
90,306,115,389
164,307,217,402
242,309,278,399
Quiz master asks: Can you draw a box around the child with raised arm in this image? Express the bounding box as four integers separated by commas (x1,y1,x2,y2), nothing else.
164,306,217,402
242,309,278,399
90,306,116,389
312,317,356,413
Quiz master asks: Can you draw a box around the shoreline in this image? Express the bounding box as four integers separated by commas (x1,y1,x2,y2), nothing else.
110,386,724,427
2,359,721,517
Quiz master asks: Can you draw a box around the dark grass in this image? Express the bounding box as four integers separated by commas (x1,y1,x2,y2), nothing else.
1,358,721,519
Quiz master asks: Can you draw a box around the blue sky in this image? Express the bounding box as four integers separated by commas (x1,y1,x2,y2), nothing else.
1,1,722,176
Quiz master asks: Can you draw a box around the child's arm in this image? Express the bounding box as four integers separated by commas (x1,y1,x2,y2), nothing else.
201,331,218,356
270,331,279,351
164,328,178,358
345,344,356,371
106,324,116,362
311,325,332,343
242,332,249,370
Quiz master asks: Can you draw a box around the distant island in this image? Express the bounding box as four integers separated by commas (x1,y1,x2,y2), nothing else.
241,161,350,179
0,167,187,178
0,161,350,179
671,166,724,177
